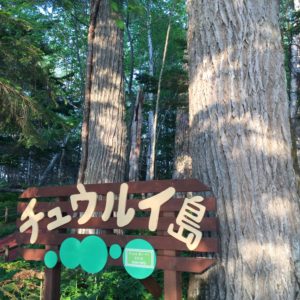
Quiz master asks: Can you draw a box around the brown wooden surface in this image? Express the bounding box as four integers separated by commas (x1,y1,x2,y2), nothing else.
140,277,162,299
0,233,17,250
16,216,218,232
17,233,219,253
43,262,61,300
18,248,216,273
17,196,217,212
164,270,182,300
15,179,218,280
5,247,19,261
20,179,211,198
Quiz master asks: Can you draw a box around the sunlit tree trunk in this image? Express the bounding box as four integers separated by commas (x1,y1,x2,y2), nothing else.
128,89,143,181
173,108,191,180
290,0,300,120
78,0,127,184
146,0,155,180
290,0,300,176
188,1,300,299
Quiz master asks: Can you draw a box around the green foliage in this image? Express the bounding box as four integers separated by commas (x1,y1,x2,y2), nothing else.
0,260,43,299
61,267,156,299
279,0,300,98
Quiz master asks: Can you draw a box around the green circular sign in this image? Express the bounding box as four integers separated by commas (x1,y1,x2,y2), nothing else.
123,239,156,279
60,237,81,269
79,236,108,274
44,250,58,269
109,244,122,259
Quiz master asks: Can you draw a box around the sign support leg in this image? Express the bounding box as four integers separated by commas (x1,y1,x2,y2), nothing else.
43,262,61,300
164,270,182,300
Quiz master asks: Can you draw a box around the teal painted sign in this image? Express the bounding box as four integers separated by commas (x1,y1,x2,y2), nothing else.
123,239,156,279
44,236,157,279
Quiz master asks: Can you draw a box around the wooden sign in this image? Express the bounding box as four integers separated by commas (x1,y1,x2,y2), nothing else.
6,179,219,300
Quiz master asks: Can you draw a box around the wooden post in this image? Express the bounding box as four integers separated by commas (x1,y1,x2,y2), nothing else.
43,263,61,300
163,255,182,300
164,270,182,300
43,196,66,300
140,277,162,299
43,256,61,300
161,211,182,300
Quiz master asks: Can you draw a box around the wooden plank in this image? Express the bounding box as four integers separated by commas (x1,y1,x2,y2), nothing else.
20,179,211,198
159,210,181,300
43,264,61,300
17,196,217,213
17,233,219,253
43,249,61,300
19,248,216,273
0,233,17,250
140,277,162,299
164,270,181,300
22,248,45,260
5,247,20,261
16,216,218,232
110,256,218,273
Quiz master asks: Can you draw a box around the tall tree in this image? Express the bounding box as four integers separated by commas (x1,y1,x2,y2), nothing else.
290,0,300,119
188,1,300,299
78,0,127,184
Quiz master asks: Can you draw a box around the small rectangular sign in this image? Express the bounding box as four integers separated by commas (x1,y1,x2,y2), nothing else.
124,248,155,269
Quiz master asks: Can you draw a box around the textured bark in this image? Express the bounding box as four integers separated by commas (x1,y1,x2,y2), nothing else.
146,0,155,181
79,0,127,184
128,89,143,181
290,1,300,177
78,0,101,183
173,109,191,180
290,0,300,119
188,1,300,299
125,5,134,97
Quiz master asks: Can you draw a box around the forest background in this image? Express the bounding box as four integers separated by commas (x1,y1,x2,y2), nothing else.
0,0,299,299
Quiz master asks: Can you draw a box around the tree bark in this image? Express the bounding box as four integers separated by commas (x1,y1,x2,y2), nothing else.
78,0,127,184
128,89,143,181
290,1,300,178
188,1,300,299
145,0,155,181
173,108,191,180
148,20,171,180
290,0,300,120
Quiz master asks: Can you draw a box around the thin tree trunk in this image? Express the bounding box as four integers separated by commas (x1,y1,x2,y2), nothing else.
73,11,85,103
39,135,69,186
290,0,300,120
128,89,144,181
173,109,191,180
188,1,300,299
290,1,300,177
78,0,127,184
146,0,154,78
27,150,32,185
38,153,60,186
145,0,155,181
146,20,171,180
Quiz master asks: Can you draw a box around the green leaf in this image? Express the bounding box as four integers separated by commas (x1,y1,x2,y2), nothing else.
115,19,125,30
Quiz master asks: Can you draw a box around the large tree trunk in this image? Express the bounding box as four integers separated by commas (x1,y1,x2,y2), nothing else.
187,1,300,299
78,0,127,184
